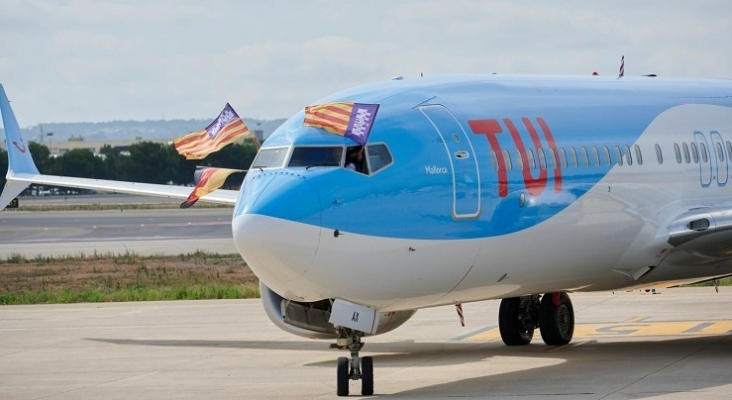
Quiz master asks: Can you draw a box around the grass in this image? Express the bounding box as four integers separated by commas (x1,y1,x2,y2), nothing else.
0,250,259,305
689,276,732,287
0,284,259,305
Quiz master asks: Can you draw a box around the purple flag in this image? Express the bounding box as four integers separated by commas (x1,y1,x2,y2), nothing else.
344,103,379,145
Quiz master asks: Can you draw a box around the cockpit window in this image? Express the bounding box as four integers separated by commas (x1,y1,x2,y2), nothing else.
288,146,343,167
366,143,392,174
251,147,288,169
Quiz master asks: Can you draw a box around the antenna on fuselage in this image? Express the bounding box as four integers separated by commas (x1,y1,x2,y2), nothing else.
618,55,625,79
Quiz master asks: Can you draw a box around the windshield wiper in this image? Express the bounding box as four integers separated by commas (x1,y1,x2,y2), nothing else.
306,163,338,170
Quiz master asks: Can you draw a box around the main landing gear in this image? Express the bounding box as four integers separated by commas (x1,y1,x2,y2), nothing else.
498,292,574,346
330,328,373,396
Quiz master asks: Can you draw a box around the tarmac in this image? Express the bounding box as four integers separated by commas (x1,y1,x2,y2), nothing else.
0,206,238,258
2,288,732,399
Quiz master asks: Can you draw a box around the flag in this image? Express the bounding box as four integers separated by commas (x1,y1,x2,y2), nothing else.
180,166,244,209
174,103,250,160
303,102,379,145
618,55,625,79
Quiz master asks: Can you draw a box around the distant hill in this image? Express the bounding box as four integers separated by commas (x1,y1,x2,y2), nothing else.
1,118,288,145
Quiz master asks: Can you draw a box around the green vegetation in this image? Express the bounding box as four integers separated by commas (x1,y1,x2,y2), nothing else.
689,277,732,287
1,140,257,190
0,250,259,305
0,284,259,305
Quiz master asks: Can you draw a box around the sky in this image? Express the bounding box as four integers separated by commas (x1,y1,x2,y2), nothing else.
1,0,731,127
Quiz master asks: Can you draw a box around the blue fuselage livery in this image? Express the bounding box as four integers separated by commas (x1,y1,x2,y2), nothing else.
233,75,732,309
3,74,732,395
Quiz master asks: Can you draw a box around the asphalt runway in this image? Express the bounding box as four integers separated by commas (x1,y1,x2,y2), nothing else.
2,288,732,399
0,207,238,258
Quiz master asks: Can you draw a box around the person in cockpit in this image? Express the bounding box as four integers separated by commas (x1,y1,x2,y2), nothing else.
345,146,364,172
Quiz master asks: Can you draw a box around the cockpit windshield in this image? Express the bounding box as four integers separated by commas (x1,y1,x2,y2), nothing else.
288,146,343,168
251,147,289,169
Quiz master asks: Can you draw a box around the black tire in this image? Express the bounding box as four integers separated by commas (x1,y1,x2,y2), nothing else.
337,356,349,396
539,292,574,345
361,356,374,396
498,297,534,346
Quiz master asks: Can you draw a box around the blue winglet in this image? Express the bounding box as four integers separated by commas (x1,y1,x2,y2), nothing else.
1,84,40,175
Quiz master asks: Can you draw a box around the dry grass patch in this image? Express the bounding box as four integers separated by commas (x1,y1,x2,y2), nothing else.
0,251,259,304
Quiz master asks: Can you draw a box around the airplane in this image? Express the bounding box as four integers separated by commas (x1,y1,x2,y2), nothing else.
3,73,732,396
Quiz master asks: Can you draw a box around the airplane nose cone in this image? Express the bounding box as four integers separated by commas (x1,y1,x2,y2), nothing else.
232,172,322,298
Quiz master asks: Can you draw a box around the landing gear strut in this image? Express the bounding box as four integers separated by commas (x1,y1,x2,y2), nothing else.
498,292,575,346
331,328,373,396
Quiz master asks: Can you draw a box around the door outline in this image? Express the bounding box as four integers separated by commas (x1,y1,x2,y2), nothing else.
420,105,481,219
694,131,712,188
711,131,728,187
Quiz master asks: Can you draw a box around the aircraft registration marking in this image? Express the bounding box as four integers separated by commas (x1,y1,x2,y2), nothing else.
463,320,732,341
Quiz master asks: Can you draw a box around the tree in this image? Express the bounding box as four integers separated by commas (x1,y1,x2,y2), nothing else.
0,149,7,189
203,142,258,170
116,142,193,184
28,142,52,173
47,148,106,179
99,144,121,180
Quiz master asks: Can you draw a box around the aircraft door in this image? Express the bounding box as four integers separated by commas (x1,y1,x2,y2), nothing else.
420,105,481,218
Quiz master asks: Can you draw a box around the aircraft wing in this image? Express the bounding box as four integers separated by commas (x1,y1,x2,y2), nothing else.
2,172,238,206
613,204,732,290
0,83,238,209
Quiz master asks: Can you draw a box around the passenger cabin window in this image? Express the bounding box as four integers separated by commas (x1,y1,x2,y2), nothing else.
490,151,498,171
537,148,547,170
289,146,343,168
558,148,568,169
547,148,557,169
690,142,699,163
682,143,690,164
502,149,513,171
252,147,289,169
603,146,611,166
614,145,623,166
527,148,536,170
655,144,663,164
634,145,643,165
726,141,732,161
580,146,589,167
716,142,725,162
569,147,579,168
674,143,682,164
515,149,524,171
366,143,392,174
624,145,633,166
592,147,600,167
700,142,709,163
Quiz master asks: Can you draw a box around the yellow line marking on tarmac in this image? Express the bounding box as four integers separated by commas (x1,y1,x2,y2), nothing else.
465,319,732,341
545,344,571,352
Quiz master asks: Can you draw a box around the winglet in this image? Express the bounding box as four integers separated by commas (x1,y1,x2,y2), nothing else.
1,84,40,176
1,84,39,210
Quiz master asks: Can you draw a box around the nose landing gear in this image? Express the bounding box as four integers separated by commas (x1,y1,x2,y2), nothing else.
331,328,373,396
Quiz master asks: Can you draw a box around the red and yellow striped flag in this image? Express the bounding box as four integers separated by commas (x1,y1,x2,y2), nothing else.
174,103,250,160
303,102,379,145
180,167,244,208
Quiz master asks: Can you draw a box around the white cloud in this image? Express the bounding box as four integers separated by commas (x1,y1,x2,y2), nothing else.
0,0,731,126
